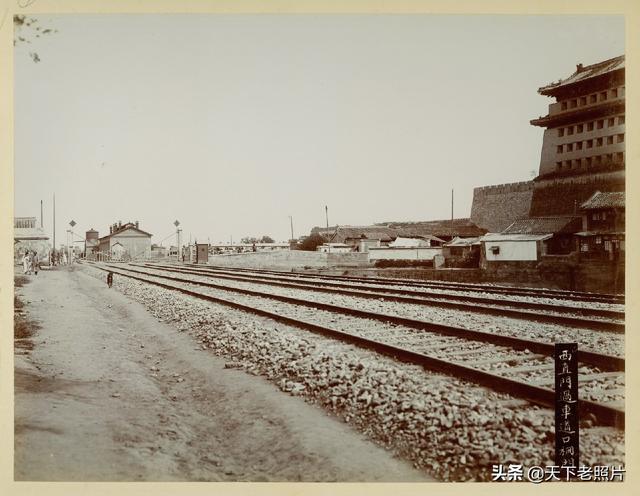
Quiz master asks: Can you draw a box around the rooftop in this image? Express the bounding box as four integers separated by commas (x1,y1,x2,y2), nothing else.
385,218,487,238
481,233,553,243
580,191,625,210
502,216,581,235
98,222,152,241
539,55,625,96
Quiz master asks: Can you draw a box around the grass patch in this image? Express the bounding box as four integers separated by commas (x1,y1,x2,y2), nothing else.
14,312,39,340
14,275,38,344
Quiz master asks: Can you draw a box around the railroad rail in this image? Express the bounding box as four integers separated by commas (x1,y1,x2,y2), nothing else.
85,261,624,428
135,262,624,332
193,263,624,305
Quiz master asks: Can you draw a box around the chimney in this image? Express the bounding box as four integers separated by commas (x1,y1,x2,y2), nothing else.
576,63,583,73
135,220,139,229
118,220,122,228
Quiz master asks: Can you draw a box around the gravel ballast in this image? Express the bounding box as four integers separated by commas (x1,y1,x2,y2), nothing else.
81,264,625,482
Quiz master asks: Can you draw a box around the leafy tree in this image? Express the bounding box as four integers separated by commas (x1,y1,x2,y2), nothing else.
241,235,275,244
298,233,325,252
14,15,58,63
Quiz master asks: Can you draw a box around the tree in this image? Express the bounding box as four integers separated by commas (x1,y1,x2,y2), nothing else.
298,233,325,252
241,235,275,244
14,15,58,63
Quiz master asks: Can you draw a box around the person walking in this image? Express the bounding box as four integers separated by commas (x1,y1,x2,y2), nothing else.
22,252,30,274
33,251,39,276
62,251,68,265
107,271,113,288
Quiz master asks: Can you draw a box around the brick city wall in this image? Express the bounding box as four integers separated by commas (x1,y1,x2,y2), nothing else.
528,171,625,217
470,180,534,232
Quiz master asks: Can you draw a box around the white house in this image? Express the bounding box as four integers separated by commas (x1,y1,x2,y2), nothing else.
480,233,552,263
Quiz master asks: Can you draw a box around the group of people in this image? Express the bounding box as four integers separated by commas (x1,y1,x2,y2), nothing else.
21,251,40,276
20,249,71,275
49,250,68,266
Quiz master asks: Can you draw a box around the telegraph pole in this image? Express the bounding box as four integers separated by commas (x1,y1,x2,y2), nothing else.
289,215,294,241
325,205,330,254
451,189,454,230
53,193,56,251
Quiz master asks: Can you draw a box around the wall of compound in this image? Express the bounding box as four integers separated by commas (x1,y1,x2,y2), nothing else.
208,250,369,269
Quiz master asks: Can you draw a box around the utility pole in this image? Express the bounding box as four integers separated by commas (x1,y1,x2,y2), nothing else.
325,205,330,254
53,193,56,251
289,215,294,241
40,200,43,228
451,189,454,230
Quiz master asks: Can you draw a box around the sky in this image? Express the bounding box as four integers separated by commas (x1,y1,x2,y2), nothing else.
14,14,624,246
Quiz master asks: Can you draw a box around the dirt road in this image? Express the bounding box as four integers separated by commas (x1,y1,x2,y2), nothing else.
14,267,430,481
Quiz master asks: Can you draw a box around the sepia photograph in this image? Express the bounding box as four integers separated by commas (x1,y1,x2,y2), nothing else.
4,1,636,490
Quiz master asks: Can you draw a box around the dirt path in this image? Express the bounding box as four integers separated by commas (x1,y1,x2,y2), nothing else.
14,267,430,481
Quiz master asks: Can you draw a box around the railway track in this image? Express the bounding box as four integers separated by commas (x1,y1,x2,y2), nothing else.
86,261,625,428
135,262,624,333
194,263,624,305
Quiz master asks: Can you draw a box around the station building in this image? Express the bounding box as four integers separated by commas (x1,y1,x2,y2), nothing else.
93,221,152,260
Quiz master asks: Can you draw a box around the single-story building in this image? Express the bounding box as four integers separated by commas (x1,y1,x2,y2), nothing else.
442,237,481,267
317,243,353,253
479,233,553,268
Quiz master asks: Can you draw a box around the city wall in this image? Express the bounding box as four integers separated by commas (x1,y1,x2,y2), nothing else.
528,171,625,216
470,180,534,233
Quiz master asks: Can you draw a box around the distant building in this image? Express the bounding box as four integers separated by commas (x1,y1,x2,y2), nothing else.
384,218,486,242
14,217,50,262
210,242,289,255
317,243,352,253
150,244,168,258
388,236,444,248
311,220,485,247
97,221,152,260
575,191,624,260
84,228,100,257
311,226,397,247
